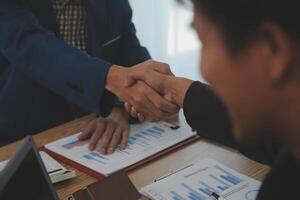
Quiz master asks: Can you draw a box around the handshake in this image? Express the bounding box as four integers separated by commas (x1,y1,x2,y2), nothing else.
78,60,194,155
106,60,194,122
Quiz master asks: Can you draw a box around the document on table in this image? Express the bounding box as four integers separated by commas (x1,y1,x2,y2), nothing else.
140,159,261,200
45,122,197,176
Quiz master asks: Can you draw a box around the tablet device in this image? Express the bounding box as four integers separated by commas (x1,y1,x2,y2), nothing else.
0,136,59,200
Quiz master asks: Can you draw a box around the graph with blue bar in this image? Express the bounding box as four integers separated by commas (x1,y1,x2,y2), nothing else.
141,159,261,200
46,122,197,175
169,165,243,200
60,126,166,165
80,126,166,165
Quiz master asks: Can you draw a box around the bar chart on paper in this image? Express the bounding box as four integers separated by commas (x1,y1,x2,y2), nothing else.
140,159,261,200
45,122,196,175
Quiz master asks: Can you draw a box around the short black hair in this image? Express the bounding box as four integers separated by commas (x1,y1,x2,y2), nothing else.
183,0,300,51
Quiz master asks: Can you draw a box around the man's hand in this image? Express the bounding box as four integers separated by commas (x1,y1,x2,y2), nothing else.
78,108,129,155
126,64,194,107
106,60,178,122
124,64,194,121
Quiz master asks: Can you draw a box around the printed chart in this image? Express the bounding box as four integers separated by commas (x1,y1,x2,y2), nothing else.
140,159,261,200
45,122,196,175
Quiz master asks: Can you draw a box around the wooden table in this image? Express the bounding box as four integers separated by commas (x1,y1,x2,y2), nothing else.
0,113,270,199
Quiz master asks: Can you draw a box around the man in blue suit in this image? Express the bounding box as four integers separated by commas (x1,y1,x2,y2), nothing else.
0,0,177,152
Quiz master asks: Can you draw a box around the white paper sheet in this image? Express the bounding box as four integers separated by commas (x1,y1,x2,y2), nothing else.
45,122,196,176
140,159,261,200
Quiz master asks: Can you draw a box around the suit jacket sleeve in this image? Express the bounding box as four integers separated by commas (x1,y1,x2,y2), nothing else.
0,2,115,117
183,81,283,166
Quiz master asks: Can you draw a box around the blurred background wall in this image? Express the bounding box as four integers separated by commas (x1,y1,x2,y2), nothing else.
129,0,203,81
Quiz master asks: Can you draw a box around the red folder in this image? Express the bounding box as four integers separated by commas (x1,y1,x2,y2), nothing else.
40,135,200,180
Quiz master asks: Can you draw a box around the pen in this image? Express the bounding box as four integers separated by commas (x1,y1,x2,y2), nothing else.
208,192,227,200
154,164,193,182
159,121,180,130
47,168,63,174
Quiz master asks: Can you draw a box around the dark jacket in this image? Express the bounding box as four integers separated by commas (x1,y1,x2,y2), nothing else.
0,0,150,145
0,0,150,115
183,81,300,199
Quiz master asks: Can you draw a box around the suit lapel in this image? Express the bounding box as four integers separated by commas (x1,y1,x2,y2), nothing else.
86,0,108,55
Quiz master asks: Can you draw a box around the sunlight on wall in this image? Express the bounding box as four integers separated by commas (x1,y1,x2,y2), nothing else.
129,0,204,81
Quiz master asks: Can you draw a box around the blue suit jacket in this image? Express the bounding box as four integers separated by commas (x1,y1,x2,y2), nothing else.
0,0,150,116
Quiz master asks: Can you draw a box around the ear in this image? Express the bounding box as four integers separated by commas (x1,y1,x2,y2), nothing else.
260,23,296,83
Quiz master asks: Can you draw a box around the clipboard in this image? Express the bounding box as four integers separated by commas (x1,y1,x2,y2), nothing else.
40,135,199,180
40,121,200,180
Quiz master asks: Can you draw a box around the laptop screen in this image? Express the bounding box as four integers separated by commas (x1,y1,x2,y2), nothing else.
0,137,59,200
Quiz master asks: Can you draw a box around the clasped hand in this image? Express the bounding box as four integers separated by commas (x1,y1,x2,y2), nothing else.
122,60,194,121
106,60,180,122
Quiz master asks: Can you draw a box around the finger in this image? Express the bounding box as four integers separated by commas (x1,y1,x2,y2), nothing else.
89,120,106,151
130,106,138,118
125,82,165,121
145,86,178,115
129,82,165,120
107,127,122,154
137,113,145,122
132,94,159,122
125,73,137,87
120,126,129,150
124,102,132,114
78,120,97,140
129,70,168,95
98,122,116,154
151,62,174,76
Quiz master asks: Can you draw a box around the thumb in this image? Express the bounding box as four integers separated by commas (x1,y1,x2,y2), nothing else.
150,63,174,76
125,73,136,87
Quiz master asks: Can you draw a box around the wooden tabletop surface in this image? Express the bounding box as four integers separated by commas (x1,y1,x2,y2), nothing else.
0,112,270,199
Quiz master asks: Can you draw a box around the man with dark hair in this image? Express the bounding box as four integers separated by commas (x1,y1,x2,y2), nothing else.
0,0,178,152
126,0,300,198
